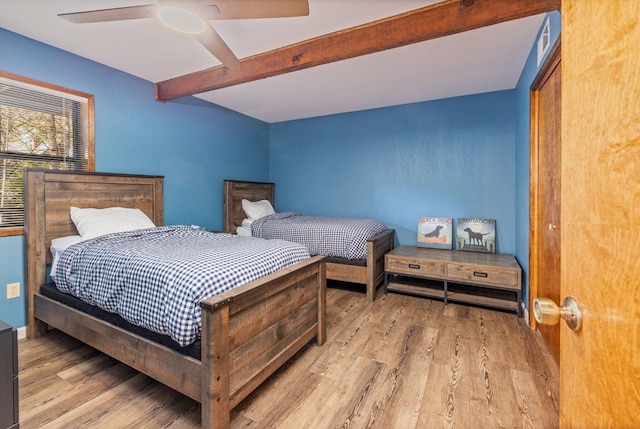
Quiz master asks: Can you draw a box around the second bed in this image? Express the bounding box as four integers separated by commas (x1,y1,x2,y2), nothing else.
223,180,394,302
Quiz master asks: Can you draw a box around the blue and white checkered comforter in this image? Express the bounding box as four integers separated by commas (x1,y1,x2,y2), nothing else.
53,226,310,346
251,212,387,260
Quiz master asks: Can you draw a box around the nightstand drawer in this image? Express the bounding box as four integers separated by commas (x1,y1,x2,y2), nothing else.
446,263,519,289
386,255,445,278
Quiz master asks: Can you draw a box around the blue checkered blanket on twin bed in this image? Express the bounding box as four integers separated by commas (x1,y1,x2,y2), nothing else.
251,212,387,260
53,226,310,347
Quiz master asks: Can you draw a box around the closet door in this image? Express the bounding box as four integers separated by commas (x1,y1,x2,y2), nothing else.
530,39,561,362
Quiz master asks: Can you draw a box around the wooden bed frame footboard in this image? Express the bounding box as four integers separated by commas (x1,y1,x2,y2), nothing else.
200,256,325,426
223,179,395,302
325,228,394,302
24,170,327,428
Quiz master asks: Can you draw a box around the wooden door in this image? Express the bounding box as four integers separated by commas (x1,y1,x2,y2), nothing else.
530,39,561,363
559,1,640,426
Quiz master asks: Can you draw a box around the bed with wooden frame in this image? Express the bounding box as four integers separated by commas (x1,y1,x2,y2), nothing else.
24,170,326,429
223,180,394,302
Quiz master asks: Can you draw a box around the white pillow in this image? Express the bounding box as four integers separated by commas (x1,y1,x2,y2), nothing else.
236,226,252,237
70,206,156,240
241,199,275,220
50,235,83,278
51,235,83,256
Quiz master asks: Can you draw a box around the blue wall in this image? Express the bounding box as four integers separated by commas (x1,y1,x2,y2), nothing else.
514,12,562,308
0,28,270,328
270,90,516,252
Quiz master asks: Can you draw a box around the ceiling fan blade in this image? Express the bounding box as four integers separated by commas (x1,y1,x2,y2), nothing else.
202,0,309,20
58,5,157,23
195,22,241,68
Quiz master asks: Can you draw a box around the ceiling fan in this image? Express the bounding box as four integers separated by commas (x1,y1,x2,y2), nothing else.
58,0,309,68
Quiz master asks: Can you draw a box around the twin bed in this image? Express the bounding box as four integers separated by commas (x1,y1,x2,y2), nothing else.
223,180,395,302
24,171,392,428
24,170,327,429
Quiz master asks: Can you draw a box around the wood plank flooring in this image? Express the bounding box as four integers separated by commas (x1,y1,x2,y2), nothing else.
18,284,559,428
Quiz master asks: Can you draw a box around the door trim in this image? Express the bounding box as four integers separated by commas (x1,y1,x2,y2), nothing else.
528,37,561,329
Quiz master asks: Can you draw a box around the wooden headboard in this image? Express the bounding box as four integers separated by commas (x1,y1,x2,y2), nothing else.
24,169,164,337
223,180,274,233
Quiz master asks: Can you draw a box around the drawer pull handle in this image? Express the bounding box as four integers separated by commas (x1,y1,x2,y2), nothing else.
473,271,488,278
408,264,421,269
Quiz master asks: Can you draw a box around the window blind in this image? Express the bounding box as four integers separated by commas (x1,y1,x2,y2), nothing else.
0,72,94,233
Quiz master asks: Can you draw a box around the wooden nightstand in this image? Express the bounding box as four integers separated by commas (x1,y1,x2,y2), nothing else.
384,246,522,316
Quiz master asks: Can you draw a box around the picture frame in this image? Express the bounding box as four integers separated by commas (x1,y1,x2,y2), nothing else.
417,217,453,249
456,218,496,253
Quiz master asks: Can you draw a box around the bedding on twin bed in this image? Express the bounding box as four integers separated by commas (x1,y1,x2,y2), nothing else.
52,225,311,347
247,211,388,260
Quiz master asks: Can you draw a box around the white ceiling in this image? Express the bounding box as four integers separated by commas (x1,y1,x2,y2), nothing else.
0,0,545,123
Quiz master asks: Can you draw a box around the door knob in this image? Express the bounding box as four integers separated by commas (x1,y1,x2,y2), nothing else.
548,223,559,230
533,296,583,331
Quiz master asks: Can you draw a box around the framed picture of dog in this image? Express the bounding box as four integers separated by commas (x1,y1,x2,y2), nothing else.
417,217,453,249
456,218,496,253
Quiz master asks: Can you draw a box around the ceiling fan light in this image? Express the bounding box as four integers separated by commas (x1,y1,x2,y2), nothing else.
157,6,206,34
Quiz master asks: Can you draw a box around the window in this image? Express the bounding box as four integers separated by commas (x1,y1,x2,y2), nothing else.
0,71,94,236
536,17,551,67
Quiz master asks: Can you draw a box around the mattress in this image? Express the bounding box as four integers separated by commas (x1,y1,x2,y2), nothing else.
53,226,311,346
250,212,387,260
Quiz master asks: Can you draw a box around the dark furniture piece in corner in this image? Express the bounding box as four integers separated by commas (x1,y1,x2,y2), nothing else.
0,320,18,429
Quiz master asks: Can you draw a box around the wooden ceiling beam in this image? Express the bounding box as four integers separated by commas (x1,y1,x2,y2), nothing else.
155,0,560,101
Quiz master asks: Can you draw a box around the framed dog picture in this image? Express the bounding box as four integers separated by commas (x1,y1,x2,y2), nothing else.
417,217,453,249
456,218,496,253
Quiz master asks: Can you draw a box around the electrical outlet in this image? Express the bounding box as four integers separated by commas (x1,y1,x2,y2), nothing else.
6,282,20,299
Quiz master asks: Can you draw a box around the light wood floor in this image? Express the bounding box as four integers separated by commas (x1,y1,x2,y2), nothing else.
18,285,559,428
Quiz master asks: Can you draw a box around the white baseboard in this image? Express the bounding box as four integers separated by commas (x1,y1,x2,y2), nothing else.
521,302,529,323
16,326,27,340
